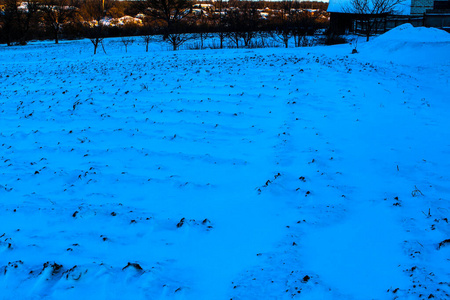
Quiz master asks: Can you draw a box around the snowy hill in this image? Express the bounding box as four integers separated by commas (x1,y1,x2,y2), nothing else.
360,23,450,66
0,26,449,299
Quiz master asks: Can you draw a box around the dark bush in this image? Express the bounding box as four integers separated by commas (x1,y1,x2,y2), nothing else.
324,33,348,45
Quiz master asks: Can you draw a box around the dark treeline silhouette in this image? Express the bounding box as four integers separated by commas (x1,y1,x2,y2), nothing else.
0,0,329,50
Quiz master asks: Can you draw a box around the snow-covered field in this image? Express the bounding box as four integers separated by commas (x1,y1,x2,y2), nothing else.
0,24,449,299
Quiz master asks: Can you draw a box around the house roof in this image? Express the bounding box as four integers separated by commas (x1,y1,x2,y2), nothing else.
327,0,411,15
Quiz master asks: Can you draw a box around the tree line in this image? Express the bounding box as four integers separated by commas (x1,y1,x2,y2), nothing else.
0,0,329,51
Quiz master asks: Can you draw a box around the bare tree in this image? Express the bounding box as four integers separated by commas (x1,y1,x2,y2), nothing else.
213,0,226,49
224,0,261,48
0,0,40,45
145,0,193,50
0,0,18,46
291,10,318,47
82,0,112,54
139,15,156,52
238,1,261,47
343,0,405,41
40,0,79,44
141,34,152,52
224,6,241,48
196,9,212,50
18,0,40,45
271,0,295,48
121,36,134,52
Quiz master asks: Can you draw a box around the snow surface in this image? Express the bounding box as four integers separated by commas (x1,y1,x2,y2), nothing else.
0,26,449,299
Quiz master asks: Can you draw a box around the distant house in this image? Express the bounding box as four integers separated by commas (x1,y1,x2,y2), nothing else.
193,4,214,11
328,0,411,34
411,0,434,15
328,0,450,34
425,1,450,29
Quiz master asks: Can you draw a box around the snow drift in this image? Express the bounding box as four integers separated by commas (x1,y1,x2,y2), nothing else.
359,23,450,66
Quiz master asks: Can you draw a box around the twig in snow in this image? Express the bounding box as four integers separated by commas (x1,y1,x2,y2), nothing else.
411,186,424,197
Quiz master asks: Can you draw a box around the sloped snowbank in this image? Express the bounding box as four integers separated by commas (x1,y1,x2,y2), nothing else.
374,23,450,43
359,24,450,66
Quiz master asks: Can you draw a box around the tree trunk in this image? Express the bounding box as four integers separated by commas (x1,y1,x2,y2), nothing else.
6,33,12,46
53,23,59,44
366,20,370,41
244,34,249,47
94,38,99,54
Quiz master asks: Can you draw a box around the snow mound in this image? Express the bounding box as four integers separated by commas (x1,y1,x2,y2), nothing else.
374,23,450,43
360,24,450,66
